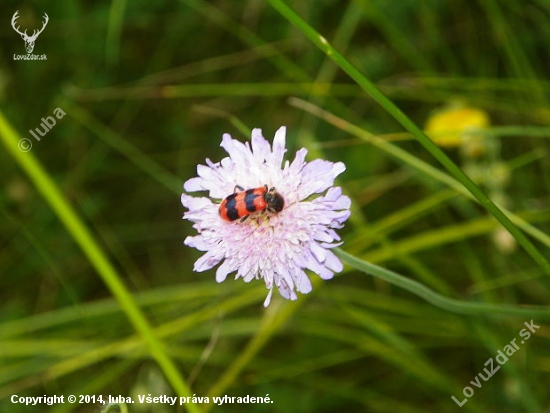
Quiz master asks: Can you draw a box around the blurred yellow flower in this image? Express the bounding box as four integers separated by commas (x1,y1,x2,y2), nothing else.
425,106,490,148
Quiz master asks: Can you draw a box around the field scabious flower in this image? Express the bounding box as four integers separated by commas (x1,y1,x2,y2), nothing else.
181,127,351,306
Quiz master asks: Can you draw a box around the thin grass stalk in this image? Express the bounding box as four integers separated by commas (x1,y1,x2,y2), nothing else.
0,111,200,413
269,0,550,277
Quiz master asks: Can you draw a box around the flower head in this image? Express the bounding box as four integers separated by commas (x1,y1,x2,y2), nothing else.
425,104,490,154
181,127,350,306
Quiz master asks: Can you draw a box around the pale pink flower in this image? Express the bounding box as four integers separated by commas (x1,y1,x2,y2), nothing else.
181,127,350,306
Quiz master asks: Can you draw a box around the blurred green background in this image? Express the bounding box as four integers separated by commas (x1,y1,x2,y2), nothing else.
1,0,550,412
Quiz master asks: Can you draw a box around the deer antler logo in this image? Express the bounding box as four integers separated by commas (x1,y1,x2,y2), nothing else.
11,10,49,54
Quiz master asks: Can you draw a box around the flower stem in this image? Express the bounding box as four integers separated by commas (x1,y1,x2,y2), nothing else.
336,248,550,319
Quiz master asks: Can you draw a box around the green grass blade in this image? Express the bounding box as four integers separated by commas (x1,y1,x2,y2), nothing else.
62,100,182,194
105,0,127,66
365,210,549,264
269,0,550,277
335,248,550,319
289,98,550,251
354,0,434,72
0,111,200,413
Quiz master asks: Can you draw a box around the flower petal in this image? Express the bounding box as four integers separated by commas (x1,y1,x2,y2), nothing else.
251,128,271,162
271,126,287,166
263,288,273,307
216,259,234,282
